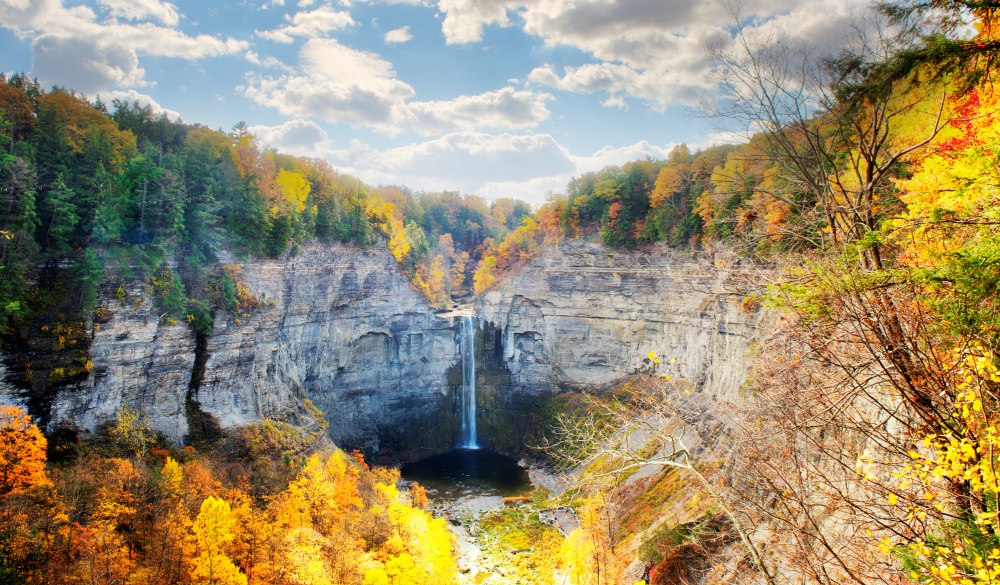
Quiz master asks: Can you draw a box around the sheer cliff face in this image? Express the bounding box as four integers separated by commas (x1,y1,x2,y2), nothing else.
476,240,762,403
1,240,762,455
2,243,459,451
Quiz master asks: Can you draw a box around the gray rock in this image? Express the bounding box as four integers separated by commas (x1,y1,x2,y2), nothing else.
477,240,765,402
6,242,461,451
451,495,506,517
1,239,766,457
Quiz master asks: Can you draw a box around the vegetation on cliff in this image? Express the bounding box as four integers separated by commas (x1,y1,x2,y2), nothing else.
472,3,1000,584
0,79,532,349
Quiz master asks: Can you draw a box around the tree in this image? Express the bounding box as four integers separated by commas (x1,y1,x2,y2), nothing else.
108,406,154,459
162,457,183,496
472,254,497,293
38,175,78,261
402,221,429,272
855,0,1000,94
696,9,1000,582
0,82,35,148
711,7,950,255
192,497,247,585
71,248,104,312
0,155,38,334
275,168,310,215
0,406,48,495
709,4,959,427
649,162,688,210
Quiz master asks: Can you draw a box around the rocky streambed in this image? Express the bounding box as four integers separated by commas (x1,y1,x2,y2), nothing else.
400,449,568,584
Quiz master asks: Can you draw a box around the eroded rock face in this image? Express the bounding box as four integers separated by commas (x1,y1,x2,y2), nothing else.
1,239,764,457
2,243,460,452
475,240,765,447
197,245,459,453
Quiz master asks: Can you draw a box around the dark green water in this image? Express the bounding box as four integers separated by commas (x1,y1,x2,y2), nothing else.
400,448,531,499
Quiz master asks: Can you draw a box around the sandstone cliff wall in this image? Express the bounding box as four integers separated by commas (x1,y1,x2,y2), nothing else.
475,241,765,448
1,240,765,457
2,243,460,452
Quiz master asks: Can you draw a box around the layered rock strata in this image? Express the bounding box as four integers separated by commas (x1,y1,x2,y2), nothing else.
2,243,459,451
1,239,764,457
475,240,765,448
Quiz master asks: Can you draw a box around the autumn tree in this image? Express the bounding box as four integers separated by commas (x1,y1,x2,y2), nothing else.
0,153,38,334
0,406,48,495
192,496,247,585
109,405,154,459
0,80,35,147
697,7,1000,583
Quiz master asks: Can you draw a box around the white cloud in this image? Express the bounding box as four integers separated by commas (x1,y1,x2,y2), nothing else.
692,129,753,150
1,0,246,57
438,0,513,45
407,87,551,134
249,119,330,154
96,0,179,26
327,132,576,199
32,32,144,93
435,0,870,108
574,141,676,174
244,39,414,133
601,95,627,110
528,61,714,110
99,89,182,119
477,174,569,203
244,50,295,71
257,5,356,43
0,0,247,93
0,0,59,30
315,131,679,205
244,39,552,135
384,25,412,44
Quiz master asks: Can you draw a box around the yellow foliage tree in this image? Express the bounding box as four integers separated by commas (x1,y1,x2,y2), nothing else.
192,496,248,585
230,135,260,179
281,527,335,585
294,452,363,534
650,163,688,209
418,255,448,308
275,168,311,214
388,219,410,263
473,255,497,294
72,515,137,585
162,456,183,495
561,527,598,585
360,482,455,585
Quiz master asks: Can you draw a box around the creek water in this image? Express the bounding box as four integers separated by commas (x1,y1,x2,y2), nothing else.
400,448,531,499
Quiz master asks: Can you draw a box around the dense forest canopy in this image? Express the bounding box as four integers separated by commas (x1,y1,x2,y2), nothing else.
0,77,541,342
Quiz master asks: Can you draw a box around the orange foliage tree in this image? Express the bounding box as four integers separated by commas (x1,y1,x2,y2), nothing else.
0,405,49,495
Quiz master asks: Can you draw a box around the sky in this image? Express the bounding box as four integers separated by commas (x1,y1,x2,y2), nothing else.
0,0,868,205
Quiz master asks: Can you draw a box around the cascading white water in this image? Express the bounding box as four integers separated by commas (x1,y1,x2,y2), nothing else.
460,315,478,449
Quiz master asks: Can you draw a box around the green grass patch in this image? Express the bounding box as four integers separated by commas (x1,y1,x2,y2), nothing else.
478,505,565,585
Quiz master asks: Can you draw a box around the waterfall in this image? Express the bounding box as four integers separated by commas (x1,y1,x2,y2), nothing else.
460,315,478,449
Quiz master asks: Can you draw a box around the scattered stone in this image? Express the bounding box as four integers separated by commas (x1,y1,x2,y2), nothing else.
538,506,579,535
450,495,506,518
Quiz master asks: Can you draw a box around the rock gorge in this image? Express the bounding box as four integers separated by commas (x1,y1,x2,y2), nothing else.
475,240,765,450
0,240,765,457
